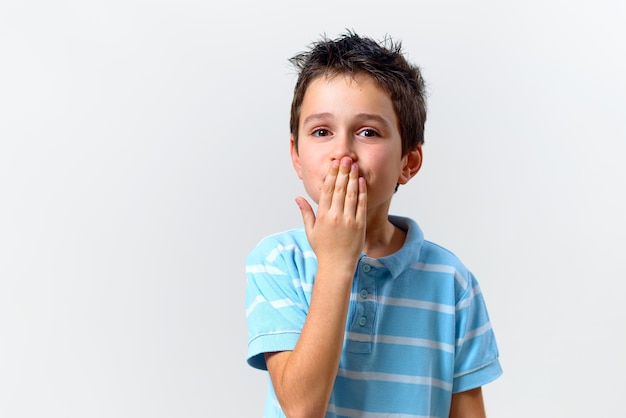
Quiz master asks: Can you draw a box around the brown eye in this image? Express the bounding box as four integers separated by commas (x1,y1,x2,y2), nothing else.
359,129,379,138
312,129,330,137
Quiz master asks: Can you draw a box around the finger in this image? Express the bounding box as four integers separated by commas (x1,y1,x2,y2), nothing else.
330,157,353,211
317,159,340,211
295,196,315,234
355,176,367,223
343,162,360,215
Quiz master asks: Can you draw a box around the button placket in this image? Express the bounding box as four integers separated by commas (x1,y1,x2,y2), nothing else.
347,260,377,354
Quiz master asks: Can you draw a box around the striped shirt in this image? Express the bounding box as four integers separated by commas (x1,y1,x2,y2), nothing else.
246,215,502,417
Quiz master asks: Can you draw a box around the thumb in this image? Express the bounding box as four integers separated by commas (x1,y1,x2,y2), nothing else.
295,196,315,233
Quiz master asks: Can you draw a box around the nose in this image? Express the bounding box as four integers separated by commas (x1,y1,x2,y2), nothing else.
330,132,357,162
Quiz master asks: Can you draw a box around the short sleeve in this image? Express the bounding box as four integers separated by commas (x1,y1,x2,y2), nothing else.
452,272,502,392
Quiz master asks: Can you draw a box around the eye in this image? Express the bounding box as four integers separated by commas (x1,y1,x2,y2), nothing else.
312,128,331,137
358,128,379,138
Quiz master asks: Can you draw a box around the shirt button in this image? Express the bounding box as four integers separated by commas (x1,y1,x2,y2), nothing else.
360,289,368,299
358,316,367,326
362,264,371,272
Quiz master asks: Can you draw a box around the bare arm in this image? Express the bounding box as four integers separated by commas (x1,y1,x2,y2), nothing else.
265,157,366,418
449,387,486,418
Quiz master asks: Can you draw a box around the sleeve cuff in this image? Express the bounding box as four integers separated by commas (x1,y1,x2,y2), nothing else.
247,331,301,370
453,358,503,393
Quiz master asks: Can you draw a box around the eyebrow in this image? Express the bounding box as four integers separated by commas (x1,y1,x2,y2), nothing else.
302,112,392,127
354,113,393,128
301,112,333,126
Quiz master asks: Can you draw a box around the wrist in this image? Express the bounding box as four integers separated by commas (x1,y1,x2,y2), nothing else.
315,259,358,283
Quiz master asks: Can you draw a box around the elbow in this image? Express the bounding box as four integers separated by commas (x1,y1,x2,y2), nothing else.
278,397,328,418
283,406,326,418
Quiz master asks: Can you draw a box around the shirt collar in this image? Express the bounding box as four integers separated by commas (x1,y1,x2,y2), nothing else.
361,215,424,279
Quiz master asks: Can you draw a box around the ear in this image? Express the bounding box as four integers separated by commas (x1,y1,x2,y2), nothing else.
290,135,303,179
398,145,423,185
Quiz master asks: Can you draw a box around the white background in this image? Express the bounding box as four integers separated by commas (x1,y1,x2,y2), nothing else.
1,1,625,416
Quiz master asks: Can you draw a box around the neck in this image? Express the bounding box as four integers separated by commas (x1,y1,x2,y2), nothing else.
363,216,406,258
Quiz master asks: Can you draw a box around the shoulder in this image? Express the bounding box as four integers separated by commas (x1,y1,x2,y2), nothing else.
246,227,313,264
397,215,475,294
419,240,469,274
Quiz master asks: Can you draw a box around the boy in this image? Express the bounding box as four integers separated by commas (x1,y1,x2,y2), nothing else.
246,31,502,417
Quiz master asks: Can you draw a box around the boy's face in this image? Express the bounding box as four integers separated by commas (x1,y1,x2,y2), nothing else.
290,73,421,215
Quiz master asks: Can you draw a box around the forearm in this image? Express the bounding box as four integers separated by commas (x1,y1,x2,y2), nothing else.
268,263,354,418
449,387,486,418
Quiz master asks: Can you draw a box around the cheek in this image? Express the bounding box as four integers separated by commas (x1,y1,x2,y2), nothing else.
301,165,319,180
364,157,402,186
300,166,323,193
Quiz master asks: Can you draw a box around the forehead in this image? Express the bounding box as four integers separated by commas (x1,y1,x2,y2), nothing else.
300,73,397,124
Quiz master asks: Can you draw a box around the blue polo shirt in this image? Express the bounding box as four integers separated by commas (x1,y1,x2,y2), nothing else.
246,215,502,417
